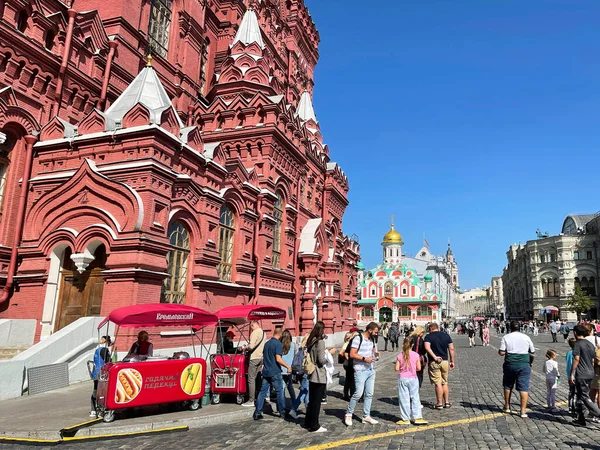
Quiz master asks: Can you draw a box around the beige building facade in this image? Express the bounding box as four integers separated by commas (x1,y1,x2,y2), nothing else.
502,214,600,321
457,287,489,317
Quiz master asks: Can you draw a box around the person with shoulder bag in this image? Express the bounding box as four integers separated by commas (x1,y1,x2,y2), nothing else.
304,321,328,433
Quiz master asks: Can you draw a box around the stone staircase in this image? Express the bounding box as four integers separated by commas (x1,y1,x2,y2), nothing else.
0,347,28,360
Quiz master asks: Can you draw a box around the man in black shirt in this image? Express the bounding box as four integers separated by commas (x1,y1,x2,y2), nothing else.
570,324,600,426
424,323,455,409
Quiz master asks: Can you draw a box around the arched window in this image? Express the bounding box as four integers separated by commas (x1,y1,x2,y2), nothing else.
16,10,28,33
361,307,373,318
45,29,55,50
401,284,408,296
384,281,393,297
200,38,210,95
0,131,12,217
272,192,283,268
589,277,596,296
417,306,431,317
161,222,190,304
552,278,559,296
217,204,235,281
398,306,411,317
148,0,172,58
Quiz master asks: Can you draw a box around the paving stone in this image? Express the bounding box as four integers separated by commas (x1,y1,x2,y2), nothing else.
2,332,599,449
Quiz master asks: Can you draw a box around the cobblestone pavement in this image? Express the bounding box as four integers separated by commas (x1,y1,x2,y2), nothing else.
3,332,600,450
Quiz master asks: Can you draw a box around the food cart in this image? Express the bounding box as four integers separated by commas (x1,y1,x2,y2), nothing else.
96,304,218,422
210,305,286,405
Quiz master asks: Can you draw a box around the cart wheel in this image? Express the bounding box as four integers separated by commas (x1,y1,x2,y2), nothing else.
189,399,201,411
102,410,115,423
212,393,221,404
236,395,245,405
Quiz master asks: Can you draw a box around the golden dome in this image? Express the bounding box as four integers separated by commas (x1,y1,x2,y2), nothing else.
382,224,403,245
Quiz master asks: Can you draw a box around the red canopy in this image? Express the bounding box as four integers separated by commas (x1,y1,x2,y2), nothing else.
98,304,219,329
215,305,286,325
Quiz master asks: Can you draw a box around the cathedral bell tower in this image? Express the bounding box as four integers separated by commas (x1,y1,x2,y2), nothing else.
382,216,403,264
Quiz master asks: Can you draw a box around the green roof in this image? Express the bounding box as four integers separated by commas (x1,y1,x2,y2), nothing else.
357,299,377,305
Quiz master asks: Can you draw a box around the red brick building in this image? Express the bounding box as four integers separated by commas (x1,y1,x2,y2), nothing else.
0,0,360,342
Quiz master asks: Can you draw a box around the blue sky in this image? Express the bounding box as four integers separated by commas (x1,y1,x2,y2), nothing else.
305,0,600,289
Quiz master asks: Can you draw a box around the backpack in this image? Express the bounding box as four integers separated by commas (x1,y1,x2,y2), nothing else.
346,333,365,371
301,345,316,375
291,344,305,374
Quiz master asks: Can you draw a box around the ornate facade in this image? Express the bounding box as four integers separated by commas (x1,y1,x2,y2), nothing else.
0,0,360,342
356,222,457,325
502,214,600,321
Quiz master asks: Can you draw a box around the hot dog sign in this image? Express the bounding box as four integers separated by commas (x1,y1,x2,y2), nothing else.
115,368,143,403
101,358,208,410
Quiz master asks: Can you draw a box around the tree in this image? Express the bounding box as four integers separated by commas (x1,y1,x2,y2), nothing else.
564,286,593,321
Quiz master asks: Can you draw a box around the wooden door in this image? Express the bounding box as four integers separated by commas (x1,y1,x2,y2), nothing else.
55,246,107,331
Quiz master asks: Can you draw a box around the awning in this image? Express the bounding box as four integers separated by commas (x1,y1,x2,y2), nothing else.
540,306,559,314
98,304,219,329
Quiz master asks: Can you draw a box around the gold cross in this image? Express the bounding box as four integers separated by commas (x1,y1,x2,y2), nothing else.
391,214,395,226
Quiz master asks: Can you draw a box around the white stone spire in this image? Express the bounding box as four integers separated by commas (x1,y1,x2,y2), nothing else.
296,91,318,123
105,59,182,128
232,9,265,49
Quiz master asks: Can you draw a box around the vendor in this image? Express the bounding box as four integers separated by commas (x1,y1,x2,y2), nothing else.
125,331,153,360
223,330,237,354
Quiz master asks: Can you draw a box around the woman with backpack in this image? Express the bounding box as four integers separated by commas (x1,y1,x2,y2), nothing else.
280,329,297,405
89,336,112,417
304,321,328,433
289,333,309,419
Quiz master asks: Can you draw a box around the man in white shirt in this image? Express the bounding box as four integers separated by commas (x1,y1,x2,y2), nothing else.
242,321,266,407
345,322,379,427
549,320,559,343
499,320,535,418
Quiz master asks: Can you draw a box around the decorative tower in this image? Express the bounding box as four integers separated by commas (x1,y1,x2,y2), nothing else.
447,240,459,287
382,216,403,264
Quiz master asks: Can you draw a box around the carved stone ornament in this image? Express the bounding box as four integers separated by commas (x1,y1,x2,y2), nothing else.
71,253,95,274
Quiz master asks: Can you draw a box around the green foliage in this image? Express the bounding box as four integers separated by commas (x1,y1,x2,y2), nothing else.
564,286,593,321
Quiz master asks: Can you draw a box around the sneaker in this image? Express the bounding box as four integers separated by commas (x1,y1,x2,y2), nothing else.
253,413,264,421
242,400,255,407
89,411,97,418
362,416,379,425
344,414,353,426
572,419,586,427
288,409,298,419
519,411,528,418
396,419,411,425
413,418,429,425
315,426,328,433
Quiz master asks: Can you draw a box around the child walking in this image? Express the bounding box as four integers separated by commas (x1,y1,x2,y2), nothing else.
566,338,576,415
482,325,490,346
395,338,428,426
545,349,560,410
